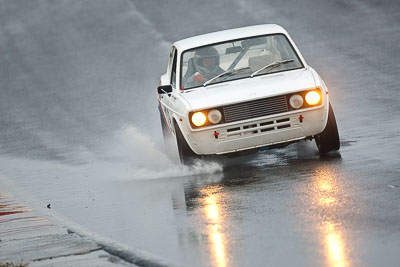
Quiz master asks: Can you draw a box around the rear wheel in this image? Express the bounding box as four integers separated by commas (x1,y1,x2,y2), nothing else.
174,120,201,165
315,103,340,153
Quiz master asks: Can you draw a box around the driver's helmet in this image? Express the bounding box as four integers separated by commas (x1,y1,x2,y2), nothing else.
194,46,220,75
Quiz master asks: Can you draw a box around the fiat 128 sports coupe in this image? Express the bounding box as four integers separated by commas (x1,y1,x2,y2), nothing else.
157,24,340,164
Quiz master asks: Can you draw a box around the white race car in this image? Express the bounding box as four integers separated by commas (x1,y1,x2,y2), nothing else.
157,24,339,164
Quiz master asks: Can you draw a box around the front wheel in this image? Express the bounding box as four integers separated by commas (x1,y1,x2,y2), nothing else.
174,120,201,165
315,103,340,153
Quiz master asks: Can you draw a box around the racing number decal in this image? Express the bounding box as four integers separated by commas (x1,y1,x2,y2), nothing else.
163,106,172,129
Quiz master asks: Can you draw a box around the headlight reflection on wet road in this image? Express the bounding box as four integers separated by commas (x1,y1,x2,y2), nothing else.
324,222,347,267
201,186,228,267
313,167,349,267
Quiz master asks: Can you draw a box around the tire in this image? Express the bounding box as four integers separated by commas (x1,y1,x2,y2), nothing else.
315,103,340,153
173,120,200,165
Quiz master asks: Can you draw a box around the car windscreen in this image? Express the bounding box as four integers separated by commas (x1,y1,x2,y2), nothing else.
180,34,304,90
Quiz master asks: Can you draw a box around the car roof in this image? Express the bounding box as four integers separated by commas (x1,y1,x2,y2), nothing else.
173,24,288,52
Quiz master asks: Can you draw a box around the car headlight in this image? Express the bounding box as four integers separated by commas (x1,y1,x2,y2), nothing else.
191,112,207,127
305,91,321,105
208,109,222,124
289,94,304,109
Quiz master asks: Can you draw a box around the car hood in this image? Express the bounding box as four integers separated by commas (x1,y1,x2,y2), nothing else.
180,68,316,111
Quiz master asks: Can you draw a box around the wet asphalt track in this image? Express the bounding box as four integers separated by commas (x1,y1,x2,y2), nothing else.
0,0,400,266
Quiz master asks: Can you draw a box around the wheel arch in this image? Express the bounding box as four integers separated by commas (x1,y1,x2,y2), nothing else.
172,116,200,155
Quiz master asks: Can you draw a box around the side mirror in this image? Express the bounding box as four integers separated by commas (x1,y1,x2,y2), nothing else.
157,85,173,94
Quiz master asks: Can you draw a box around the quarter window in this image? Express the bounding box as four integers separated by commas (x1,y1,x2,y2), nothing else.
171,49,177,88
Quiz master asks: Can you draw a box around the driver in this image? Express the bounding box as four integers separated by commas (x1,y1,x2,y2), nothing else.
187,46,224,86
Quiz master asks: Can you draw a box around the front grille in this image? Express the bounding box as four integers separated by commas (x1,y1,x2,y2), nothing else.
224,117,292,140
223,95,289,123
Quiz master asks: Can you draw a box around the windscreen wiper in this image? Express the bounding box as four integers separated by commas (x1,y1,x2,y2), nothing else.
203,66,250,87
250,59,294,78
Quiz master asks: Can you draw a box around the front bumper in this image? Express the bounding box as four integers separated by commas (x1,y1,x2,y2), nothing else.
184,106,328,155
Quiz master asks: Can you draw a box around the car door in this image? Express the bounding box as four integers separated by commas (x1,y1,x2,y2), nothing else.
159,47,177,134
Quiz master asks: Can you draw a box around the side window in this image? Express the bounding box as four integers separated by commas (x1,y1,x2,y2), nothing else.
171,50,177,88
